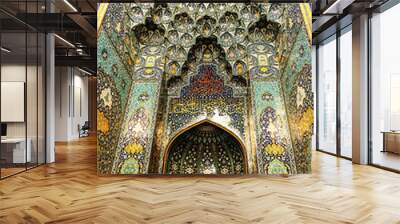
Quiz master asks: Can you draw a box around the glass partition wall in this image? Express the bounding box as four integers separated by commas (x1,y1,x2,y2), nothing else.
315,26,353,159
0,1,46,179
370,3,400,172
315,1,400,172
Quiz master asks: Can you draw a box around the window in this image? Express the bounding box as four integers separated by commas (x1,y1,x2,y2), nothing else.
339,26,352,158
370,3,400,171
317,35,337,154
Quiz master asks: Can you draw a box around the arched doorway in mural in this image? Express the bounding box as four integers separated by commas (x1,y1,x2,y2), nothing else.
164,121,247,175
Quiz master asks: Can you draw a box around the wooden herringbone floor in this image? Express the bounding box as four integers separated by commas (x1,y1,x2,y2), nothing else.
1,136,400,224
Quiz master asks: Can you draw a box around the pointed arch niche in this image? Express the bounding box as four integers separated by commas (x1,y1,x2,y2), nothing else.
163,120,248,175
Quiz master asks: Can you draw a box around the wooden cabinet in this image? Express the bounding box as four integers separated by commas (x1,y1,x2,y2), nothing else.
382,132,400,154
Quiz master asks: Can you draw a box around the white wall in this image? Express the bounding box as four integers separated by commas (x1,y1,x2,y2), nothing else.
1,63,46,164
1,65,41,138
55,67,69,141
1,65,26,139
71,73,89,138
1,64,26,81
54,67,89,141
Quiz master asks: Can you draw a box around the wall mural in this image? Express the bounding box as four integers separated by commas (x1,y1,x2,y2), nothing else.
97,3,313,175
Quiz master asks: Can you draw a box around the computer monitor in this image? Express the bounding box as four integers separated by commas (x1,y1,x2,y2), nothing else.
1,123,7,137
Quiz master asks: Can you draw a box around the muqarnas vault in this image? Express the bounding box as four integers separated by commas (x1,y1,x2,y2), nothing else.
97,3,313,175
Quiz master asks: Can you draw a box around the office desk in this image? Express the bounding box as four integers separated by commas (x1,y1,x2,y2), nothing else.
1,138,31,163
382,131,400,154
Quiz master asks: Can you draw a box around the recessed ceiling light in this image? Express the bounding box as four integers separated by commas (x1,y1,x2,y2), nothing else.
322,0,355,15
63,0,78,12
1,47,11,53
54,34,75,48
78,67,93,76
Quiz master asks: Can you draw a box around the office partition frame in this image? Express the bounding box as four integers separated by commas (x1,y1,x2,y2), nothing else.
0,0,48,180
